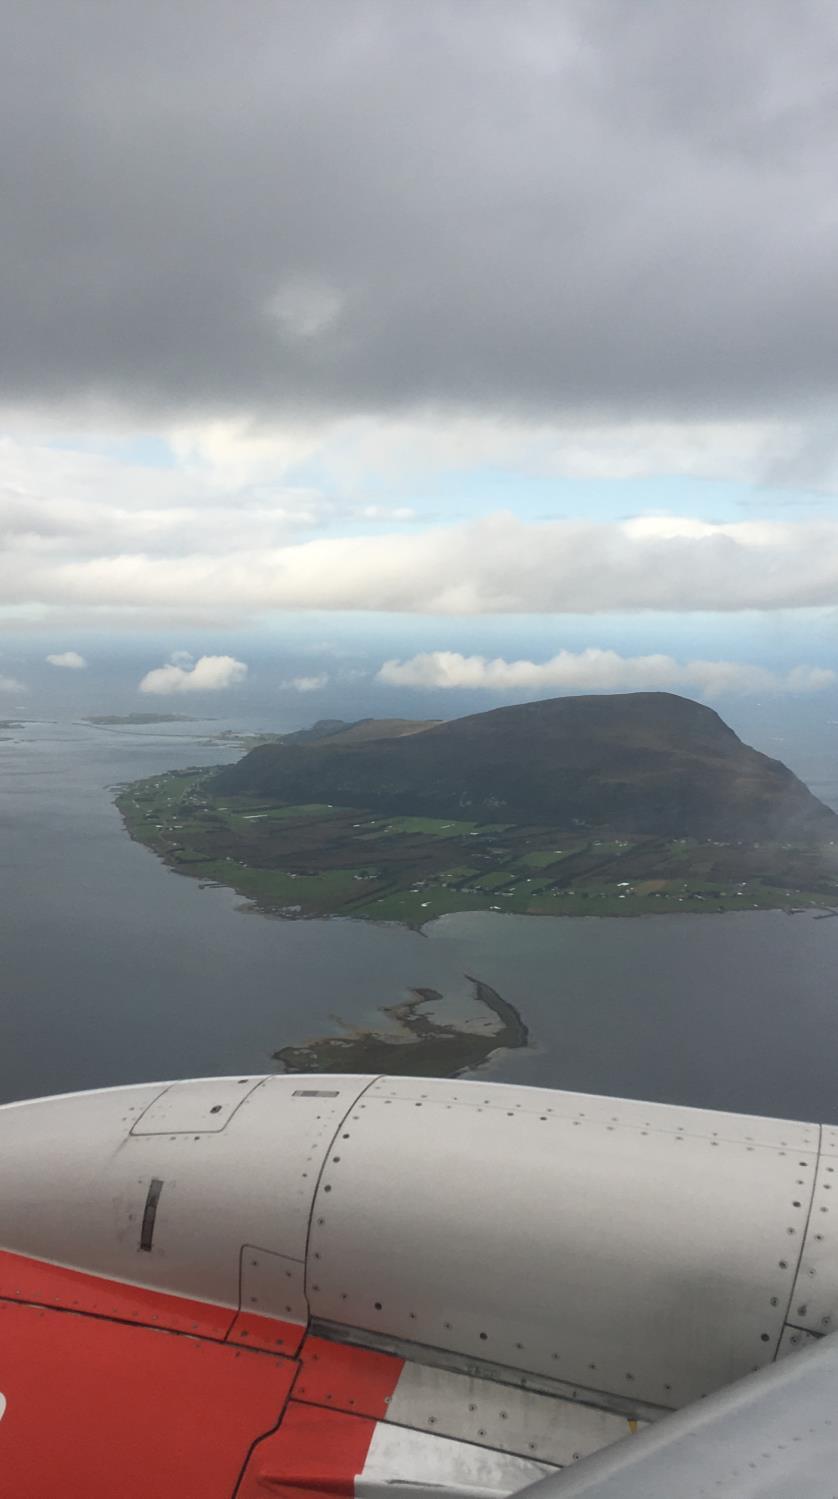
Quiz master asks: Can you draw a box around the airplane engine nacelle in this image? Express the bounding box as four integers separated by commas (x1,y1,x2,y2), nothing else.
1,1074,836,1416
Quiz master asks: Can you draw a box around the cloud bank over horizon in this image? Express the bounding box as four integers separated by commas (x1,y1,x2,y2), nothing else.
4,513,838,624
377,649,836,699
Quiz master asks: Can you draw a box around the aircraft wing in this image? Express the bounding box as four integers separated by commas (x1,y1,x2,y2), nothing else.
523,1327,838,1498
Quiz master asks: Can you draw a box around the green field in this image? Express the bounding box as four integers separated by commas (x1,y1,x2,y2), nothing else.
116,769,838,926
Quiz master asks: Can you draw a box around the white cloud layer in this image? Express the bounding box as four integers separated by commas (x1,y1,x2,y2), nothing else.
9,512,838,618
5,428,838,627
139,654,248,695
281,674,330,693
377,649,836,699
46,651,86,669
0,674,26,694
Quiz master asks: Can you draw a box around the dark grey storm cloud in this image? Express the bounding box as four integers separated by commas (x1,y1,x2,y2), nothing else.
2,0,837,423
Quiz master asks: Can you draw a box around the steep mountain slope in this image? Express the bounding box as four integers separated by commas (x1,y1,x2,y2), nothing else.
278,717,440,746
213,692,837,840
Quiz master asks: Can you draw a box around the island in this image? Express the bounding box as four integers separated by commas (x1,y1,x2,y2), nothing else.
274,976,528,1076
115,692,838,923
85,713,199,725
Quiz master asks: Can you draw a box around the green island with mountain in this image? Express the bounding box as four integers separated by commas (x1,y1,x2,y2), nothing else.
116,692,838,924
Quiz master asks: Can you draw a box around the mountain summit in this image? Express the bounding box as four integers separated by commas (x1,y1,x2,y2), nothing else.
213,692,836,841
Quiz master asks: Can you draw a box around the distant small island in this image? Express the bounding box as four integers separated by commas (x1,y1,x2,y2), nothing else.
115,694,838,924
275,976,528,1076
85,713,198,725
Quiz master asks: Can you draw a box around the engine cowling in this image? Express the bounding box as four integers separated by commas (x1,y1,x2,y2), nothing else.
1,1073,833,1416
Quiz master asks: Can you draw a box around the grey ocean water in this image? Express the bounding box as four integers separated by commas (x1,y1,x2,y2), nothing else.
2,716,838,1121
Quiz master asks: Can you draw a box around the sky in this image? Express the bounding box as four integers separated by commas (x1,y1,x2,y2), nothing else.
3,0,838,729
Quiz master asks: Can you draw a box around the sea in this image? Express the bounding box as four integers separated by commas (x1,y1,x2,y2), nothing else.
2,714,838,1123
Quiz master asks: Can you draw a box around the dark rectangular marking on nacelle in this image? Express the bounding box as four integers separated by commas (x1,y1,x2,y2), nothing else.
139,1177,164,1252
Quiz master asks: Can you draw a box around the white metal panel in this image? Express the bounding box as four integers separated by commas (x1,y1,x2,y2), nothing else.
386,1362,638,1467
240,1244,308,1324
130,1077,262,1133
786,1147,838,1336
776,1325,820,1358
0,1080,167,1257
361,1077,818,1152
356,1421,554,1499
0,1075,373,1312
308,1077,817,1409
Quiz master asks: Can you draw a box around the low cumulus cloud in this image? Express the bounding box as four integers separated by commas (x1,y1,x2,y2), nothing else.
377,649,836,699
281,674,330,692
139,654,248,695
0,673,26,694
46,651,86,669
